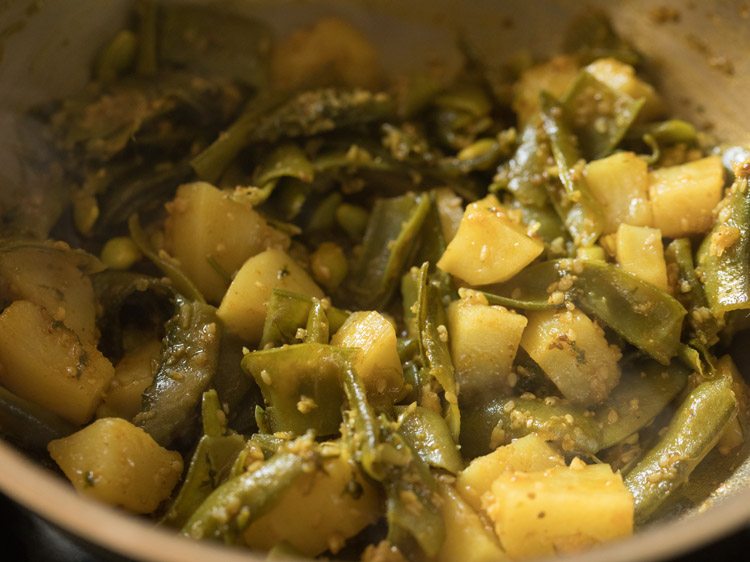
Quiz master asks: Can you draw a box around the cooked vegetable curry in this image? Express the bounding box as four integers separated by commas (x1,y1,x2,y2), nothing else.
1,2,749,560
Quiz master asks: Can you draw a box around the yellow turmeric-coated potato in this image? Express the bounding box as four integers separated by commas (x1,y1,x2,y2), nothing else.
331,310,404,407
483,462,633,559
243,451,381,556
164,182,289,303
48,418,183,514
437,195,544,286
456,434,564,512
616,224,668,290
217,248,324,345
0,300,114,425
520,308,621,406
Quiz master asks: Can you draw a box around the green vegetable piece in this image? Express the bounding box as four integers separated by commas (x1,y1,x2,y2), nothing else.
628,120,698,146
497,117,553,207
347,193,430,309
95,30,137,83
494,395,601,456
540,92,605,246
596,360,689,450
182,449,307,542
128,214,205,303
254,144,314,187
0,384,76,454
304,299,330,344
384,431,445,559
242,343,348,437
162,390,245,528
494,259,687,364
259,289,348,349
624,376,738,524
665,238,720,346
212,334,260,435
698,170,750,316
563,71,644,160
134,296,221,447
395,405,463,474
415,262,460,440
100,236,142,271
335,203,370,240
192,89,393,183
159,3,271,87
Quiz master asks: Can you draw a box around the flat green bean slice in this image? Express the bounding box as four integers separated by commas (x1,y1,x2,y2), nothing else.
259,289,348,349
162,391,245,528
415,262,460,440
304,298,330,344
182,449,308,542
242,343,348,437
493,259,687,364
624,376,738,524
665,238,720,346
134,296,221,447
540,92,605,246
395,405,463,474
698,169,750,316
562,70,644,160
0,385,76,454
347,192,430,309
596,360,689,450
493,117,551,208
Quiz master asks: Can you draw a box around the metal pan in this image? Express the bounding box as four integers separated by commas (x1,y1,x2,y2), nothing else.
0,1,748,560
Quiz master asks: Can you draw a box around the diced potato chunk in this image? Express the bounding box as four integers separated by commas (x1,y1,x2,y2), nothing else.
584,152,652,233
243,451,380,556
520,309,621,406
513,55,579,125
271,17,382,92
586,58,665,122
447,296,527,401
437,482,507,562
437,195,544,286
483,463,633,559
649,156,724,238
165,182,289,304
217,248,324,344
48,418,183,514
616,224,668,290
0,301,114,425
0,245,97,342
331,311,404,407
457,434,564,512
96,340,161,421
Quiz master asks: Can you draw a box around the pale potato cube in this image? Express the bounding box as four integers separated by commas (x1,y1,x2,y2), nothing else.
0,301,114,425
0,245,97,342
217,248,324,344
649,156,725,238
97,340,161,421
520,309,621,406
331,311,404,407
48,418,183,514
165,182,289,304
584,152,652,233
457,434,564,512
437,482,507,562
616,224,668,290
447,298,526,400
483,463,633,559
513,55,579,125
244,452,380,556
586,58,665,122
437,195,544,286
271,17,382,92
